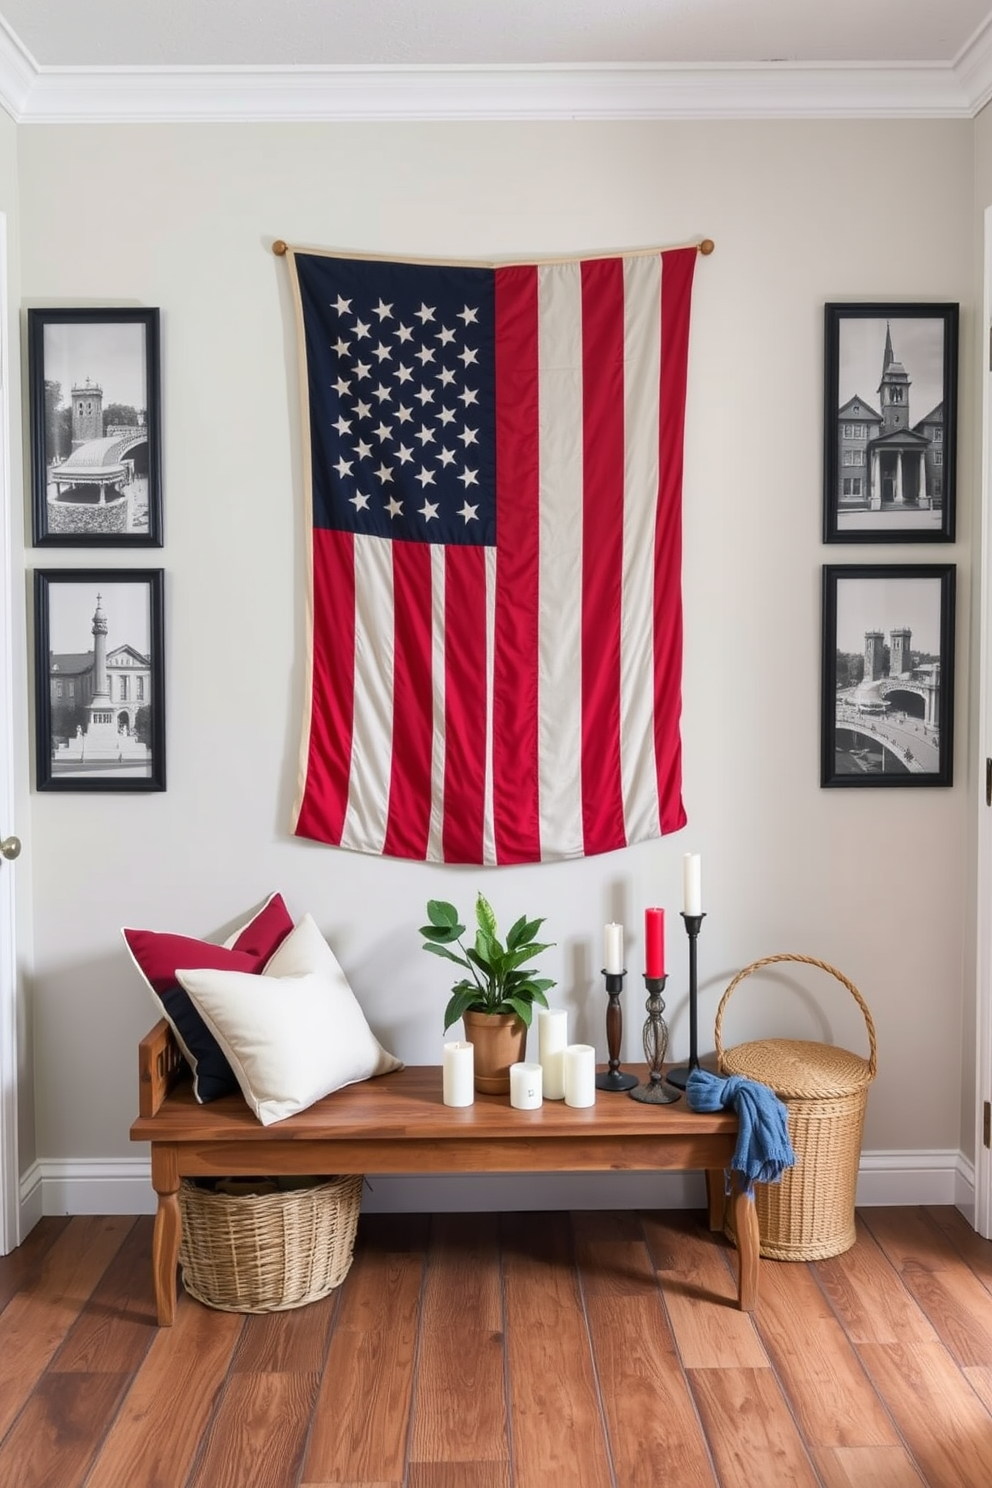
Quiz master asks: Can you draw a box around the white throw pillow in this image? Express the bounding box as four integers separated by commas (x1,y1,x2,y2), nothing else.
175,912,402,1124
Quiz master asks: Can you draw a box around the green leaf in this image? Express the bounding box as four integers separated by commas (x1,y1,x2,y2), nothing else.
527,978,556,995
507,915,544,949
422,943,472,970
419,923,464,944
481,934,509,979
504,914,528,950
475,893,498,939
503,996,535,1027
496,945,549,976
427,900,461,930
466,943,497,980
443,986,482,1031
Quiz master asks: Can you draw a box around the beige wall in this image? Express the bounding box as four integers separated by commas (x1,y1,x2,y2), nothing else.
12,118,977,1176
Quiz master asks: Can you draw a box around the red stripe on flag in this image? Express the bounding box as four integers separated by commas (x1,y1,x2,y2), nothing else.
383,539,433,860
492,264,542,864
294,527,356,845
654,248,695,835
580,257,627,856
442,544,489,863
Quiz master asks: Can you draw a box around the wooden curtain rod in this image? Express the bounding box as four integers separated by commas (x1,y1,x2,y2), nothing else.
272,237,714,258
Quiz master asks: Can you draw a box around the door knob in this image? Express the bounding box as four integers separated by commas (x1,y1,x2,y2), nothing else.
0,836,21,861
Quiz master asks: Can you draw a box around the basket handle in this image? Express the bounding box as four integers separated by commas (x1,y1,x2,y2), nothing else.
713,953,877,1079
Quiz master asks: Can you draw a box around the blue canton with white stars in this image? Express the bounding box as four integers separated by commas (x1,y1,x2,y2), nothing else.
296,255,497,547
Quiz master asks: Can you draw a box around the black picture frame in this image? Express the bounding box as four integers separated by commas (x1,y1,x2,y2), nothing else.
28,307,162,547
34,568,166,792
823,303,958,543
821,563,954,788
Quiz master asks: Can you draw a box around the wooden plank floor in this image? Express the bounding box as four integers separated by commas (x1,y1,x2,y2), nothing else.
1,1206,991,1487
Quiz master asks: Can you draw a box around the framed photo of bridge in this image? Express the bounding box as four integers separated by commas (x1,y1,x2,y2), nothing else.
821,563,955,788
28,307,162,547
34,568,166,792
823,302,957,544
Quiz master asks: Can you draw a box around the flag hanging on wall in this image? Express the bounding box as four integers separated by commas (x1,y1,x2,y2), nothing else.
286,243,698,864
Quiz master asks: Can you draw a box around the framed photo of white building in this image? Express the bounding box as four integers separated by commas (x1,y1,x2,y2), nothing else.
823,304,957,543
821,564,954,788
28,308,163,547
34,569,166,791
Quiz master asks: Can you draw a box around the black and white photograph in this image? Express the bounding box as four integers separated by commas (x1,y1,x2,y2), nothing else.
823,303,958,543
28,307,162,547
34,569,166,792
821,564,954,789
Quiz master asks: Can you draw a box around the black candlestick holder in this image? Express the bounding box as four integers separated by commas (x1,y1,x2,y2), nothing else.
595,969,638,1091
666,912,706,1091
628,975,680,1104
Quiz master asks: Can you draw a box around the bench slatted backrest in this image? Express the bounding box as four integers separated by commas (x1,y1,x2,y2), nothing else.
138,1019,188,1117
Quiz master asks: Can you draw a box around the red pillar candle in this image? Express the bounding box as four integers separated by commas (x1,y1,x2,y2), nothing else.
644,907,665,978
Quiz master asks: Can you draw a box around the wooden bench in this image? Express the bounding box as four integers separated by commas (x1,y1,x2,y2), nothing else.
130,1018,761,1326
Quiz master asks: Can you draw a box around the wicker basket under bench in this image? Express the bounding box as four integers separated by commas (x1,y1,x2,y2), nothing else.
131,1018,765,1326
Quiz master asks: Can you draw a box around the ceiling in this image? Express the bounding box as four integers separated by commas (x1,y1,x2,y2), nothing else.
3,1,989,70
1,1,992,122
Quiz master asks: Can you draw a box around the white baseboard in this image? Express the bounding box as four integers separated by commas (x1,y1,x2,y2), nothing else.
21,1159,157,1218
21,1148,974,1220
855,1149,974,1209
18,1161,44,1237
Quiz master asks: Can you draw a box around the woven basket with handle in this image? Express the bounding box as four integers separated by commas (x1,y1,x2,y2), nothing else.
179,1174,363,1313
714,953,877,1262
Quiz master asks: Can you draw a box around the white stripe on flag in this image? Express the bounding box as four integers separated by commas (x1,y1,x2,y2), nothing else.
536,260,585,860
341,534,394,856
619,253,664,844
426,543,447,863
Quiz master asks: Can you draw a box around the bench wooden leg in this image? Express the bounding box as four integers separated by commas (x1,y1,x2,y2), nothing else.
728,1173,760,1311
705,1168,725,1230
150,1144,181,1326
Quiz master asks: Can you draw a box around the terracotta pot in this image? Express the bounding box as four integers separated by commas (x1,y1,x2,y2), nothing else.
462,1010,527,1094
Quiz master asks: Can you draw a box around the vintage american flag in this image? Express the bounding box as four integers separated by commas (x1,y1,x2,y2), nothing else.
287,245,697,864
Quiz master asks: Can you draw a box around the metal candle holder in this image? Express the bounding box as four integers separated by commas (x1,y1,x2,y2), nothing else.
628,975,680,1104
666,912,706,1092
595,969,638,1091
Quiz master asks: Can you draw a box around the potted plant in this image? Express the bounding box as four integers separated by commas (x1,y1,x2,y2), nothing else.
419,893,556,1093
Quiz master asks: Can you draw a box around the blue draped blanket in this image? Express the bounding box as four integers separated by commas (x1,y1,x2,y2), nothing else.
686,1067,796,1195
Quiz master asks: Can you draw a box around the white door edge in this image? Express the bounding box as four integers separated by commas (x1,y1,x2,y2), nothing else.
975,203,992,1240
0,207,19,1254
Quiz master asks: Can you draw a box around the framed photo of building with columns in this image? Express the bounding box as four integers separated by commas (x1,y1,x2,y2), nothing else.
28,307,162,547
821,564,954,788
823,303,957,543
34,569,166,791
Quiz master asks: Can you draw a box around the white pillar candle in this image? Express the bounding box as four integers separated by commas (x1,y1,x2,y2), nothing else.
509,1061,543,1110
604,922,624,974
537,1007,569,1100
683,853,703,916
442,1041,474,1107
563,1044,596,1108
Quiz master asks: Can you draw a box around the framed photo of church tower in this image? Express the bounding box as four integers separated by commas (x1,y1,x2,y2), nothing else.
27,307,163,547
823,303,957,543
34,569,166,791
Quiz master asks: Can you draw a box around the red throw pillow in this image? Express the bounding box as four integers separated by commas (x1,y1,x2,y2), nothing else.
122,892,293,1101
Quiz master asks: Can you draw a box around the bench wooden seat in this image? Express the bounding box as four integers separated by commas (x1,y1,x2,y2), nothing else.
130,1018,761,1325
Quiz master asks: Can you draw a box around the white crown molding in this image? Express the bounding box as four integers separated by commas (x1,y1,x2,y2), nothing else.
0,54,985,126
1,3,992,126
0,11,35,120
955,11,992,116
